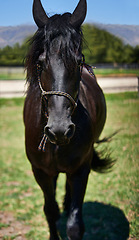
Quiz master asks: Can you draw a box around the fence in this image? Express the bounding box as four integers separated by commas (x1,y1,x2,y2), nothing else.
0,63,139,73
0,66,25,74
93,63,139,69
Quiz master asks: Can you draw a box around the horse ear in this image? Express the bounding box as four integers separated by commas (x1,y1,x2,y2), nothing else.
70,0,87,28
33,0,49,28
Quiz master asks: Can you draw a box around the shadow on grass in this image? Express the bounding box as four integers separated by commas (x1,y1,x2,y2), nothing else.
58,201,129,240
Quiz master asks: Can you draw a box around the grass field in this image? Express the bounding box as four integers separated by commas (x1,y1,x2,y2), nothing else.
0,73,26,80
0,92,139,240
0,68,139,80
94,68,139,77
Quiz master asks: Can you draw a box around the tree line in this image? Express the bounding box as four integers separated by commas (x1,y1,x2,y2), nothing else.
0,24,138,66
83,24,139,64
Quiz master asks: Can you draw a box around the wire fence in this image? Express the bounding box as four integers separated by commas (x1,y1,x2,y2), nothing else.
0,63,139,76
93,63,139,69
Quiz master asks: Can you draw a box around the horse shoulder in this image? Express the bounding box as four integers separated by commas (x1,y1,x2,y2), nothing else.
80,67,107,141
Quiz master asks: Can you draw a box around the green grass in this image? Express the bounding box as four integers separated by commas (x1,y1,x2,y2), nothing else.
0,72,26,80
94,68,139,76
0,92,139,239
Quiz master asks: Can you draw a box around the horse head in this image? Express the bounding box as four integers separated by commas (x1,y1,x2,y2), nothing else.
33,0,87,145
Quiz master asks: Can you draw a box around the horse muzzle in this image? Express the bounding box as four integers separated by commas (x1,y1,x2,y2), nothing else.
44,123,75,145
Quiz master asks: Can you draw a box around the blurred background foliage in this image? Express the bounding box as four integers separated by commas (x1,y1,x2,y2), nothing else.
83,24,139,64
0,24,139,66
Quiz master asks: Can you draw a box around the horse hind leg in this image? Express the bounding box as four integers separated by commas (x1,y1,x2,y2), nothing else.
32,167,60,240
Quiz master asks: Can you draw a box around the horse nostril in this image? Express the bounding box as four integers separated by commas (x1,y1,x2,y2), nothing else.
65,124,75,140
44,126,57,143
44,123,75,145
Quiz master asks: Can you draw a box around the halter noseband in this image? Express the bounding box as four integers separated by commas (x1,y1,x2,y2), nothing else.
38,74,77,114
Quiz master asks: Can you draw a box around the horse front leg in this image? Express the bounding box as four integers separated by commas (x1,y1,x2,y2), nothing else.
66,165,90,240
32,167,60,240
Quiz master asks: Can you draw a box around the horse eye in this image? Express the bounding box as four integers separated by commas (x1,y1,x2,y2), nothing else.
38,51,46,62
38,53,48,71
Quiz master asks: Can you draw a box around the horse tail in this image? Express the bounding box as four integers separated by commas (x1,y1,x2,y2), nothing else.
91,149,115,173
91,132,118,173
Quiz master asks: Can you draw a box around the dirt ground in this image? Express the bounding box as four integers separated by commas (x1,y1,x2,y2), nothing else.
0,211,31,239
0,77,138,98
0,210,137,240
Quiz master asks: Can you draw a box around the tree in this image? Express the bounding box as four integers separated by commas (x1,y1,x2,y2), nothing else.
82,24,125,64
0,25,138,66
133,45,139,63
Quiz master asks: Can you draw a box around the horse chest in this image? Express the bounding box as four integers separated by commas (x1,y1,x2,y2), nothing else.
40,141,93,175
40,146,71,174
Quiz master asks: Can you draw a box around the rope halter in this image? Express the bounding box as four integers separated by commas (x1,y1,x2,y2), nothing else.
37,63,79,152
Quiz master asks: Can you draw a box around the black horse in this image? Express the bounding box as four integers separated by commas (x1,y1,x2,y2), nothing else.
24,0,113,239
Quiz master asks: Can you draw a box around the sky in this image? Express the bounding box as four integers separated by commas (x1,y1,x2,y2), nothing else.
0,0,139,26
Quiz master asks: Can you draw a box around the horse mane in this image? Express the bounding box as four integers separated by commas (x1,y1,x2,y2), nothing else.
25,13,83,86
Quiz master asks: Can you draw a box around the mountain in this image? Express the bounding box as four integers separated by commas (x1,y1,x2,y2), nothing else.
93,23,139,47
0,25,37,48
0,23,139,48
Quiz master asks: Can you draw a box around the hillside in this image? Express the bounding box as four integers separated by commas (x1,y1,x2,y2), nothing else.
94,23,139,47
0,23,139,48
0,25,37,48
